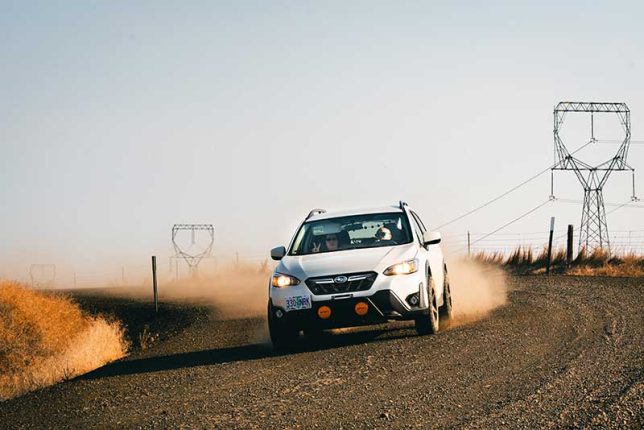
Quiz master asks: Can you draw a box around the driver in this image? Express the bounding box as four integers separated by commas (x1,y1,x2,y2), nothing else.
312,233,339,253
325,233,339,251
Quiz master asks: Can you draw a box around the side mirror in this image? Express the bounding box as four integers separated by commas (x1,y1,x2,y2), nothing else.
270,246,286,261
423,231,442,246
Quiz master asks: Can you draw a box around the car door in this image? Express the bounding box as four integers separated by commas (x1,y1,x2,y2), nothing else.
406,210,430,307
410,210,444,301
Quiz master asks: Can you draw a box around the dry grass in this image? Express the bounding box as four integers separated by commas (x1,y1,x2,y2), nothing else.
472,247,644,277
505,246,534,266
567,249,644,276
0,281,128,401
471,250,505,265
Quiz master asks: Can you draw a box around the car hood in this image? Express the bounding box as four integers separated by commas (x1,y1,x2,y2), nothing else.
276,243,418,279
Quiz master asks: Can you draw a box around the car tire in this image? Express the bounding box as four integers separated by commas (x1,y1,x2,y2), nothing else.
439,265,453,320
268,301,299,351
415,274,439,335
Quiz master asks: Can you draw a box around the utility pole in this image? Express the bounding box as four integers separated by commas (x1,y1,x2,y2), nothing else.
566,224,574,266
546,217,555,275
151,256,158,313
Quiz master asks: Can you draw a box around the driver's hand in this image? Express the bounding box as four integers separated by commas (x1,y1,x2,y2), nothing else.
312,242,321,253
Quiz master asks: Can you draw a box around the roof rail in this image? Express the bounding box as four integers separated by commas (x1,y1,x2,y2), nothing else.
398,200,408,210
306,208,326,220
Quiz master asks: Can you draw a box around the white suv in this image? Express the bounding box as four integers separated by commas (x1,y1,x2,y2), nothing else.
268,201,453,350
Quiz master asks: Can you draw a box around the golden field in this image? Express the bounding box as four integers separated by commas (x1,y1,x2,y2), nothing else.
0,281,128,400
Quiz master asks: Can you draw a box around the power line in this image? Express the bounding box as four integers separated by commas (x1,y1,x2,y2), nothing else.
606,199,642,215
435,140,593,230
463,199,551,250
556,198,644,209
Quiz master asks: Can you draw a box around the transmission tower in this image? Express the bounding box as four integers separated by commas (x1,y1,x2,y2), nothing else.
29,264,56,289
551,102,637,252
171,224,214,277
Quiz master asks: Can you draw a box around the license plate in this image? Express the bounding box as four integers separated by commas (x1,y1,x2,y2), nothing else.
285,295,312,311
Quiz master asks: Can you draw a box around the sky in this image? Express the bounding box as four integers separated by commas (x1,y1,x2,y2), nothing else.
1,1,644,283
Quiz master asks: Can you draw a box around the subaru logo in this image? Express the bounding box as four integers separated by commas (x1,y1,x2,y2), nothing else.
334,275,348,284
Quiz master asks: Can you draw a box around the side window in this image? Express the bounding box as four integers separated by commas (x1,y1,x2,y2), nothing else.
408,212,424,245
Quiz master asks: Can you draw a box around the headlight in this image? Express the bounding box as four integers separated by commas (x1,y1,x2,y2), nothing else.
383,259,418,276
271,273,300,288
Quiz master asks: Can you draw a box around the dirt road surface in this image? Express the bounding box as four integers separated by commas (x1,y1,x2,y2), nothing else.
1,276,642,429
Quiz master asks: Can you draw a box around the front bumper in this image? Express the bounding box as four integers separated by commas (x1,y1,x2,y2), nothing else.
269,271,427,329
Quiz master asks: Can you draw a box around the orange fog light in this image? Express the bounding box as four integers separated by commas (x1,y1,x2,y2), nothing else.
355,302,369,316
317,306,332,319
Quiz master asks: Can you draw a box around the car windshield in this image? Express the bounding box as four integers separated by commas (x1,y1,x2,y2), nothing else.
289,212,413,255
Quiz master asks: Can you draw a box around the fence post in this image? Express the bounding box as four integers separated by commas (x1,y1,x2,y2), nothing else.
151,256,158,313
566,224,574,266
546,217,555,275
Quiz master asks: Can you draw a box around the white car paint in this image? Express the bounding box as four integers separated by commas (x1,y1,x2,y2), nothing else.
269,203,447,322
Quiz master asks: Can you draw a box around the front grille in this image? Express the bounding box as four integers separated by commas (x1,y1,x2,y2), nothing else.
305,272,377,295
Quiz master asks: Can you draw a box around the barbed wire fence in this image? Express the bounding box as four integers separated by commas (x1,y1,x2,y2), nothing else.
32,254,275,290
443,229,644,256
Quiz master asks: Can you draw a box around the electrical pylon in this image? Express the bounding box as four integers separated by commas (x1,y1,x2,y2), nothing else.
171,224,214,277
29,264,56,289
551,102,637,252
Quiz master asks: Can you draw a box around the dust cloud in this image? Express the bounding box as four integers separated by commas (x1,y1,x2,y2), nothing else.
91,263,272,321
157,264,271,344
88,257,506,329
164,257,508,329
160,265,270,320
447,257,508,326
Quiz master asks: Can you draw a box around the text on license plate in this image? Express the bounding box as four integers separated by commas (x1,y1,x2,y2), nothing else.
285,295,312,311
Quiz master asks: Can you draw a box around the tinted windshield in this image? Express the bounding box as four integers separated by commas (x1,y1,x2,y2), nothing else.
289,212,413,255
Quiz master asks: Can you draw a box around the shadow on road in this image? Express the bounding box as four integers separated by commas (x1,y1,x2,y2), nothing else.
82,324,419,380
82,343,271,379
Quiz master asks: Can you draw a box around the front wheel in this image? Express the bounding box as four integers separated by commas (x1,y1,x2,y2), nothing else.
415,276,439,335
439,265,453,320
268,301,299,351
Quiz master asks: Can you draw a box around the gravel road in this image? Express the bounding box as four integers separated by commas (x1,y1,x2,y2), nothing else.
1,275,642,429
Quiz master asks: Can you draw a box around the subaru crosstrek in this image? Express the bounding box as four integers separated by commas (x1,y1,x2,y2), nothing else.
268,201,453,349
